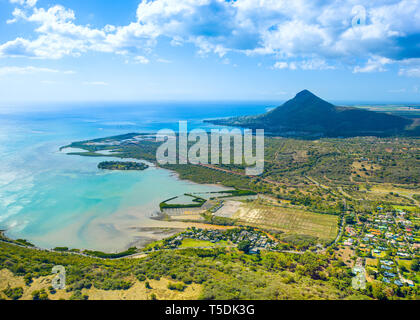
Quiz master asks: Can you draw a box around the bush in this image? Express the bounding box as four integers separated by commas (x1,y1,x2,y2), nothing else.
32,289,48,300
3,286,23,300
24,274,32,286
167,282,186,291
182,276,193,284
281,275,295,284
71,280,92,291
83,247,137,259
69,290,88,300
98,279,132,290
137,274,146,281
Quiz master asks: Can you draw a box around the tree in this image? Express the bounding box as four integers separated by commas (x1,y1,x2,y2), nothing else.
238,240,251,253
345,215,356,225
411,259,419,272
3,286,23,300
372,283,387,300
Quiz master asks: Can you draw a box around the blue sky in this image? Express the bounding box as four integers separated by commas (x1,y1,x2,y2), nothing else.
0,0,420,105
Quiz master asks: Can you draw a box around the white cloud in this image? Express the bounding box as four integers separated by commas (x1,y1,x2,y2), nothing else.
134,55,150,64
1,0,420,73
299,59,335,70
399,67,420,77
273,62,288,70
1,5,111,59
221,58,230,65
0,66,59,76
273,59,334,71
10,0,37,7
288,62,297,71
353,56,393,73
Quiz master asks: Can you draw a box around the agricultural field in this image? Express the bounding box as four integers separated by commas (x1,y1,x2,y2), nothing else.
233,202,338,241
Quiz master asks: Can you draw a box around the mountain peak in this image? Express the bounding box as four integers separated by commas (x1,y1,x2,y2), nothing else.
280,89,334,112
206,89,414,137
293,90,323,102
295,89,316,98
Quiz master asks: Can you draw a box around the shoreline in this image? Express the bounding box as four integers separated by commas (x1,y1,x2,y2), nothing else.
0,221,237,259
1,145,233,253
3,130,254,253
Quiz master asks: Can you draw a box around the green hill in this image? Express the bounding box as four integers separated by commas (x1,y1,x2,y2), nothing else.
206,90,417,137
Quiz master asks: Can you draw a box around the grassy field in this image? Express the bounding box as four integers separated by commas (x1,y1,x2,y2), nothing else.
180,239,215,248
179,239,229,248
335,247,354,266
370,185,420,200
351,160,382,179
233,203,338,241
392,205,419,212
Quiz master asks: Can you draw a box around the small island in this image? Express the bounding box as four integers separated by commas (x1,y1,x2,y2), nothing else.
98,161,149,171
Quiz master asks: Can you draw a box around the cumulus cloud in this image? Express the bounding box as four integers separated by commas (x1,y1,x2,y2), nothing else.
133,55,150,64
353,56,393,73
273,62,288,70
273,59,333,71
9,0,37,7
299,59,335,70
1,0,420,72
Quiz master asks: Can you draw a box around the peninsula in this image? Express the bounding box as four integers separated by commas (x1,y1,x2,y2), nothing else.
98,161,149,171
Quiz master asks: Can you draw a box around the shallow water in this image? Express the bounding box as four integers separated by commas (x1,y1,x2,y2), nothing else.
0,102,271,251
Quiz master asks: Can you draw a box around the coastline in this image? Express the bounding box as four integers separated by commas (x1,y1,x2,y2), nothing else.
1,144,233,253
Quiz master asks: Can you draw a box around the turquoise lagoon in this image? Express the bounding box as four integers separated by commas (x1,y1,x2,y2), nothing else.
0,102,271,251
